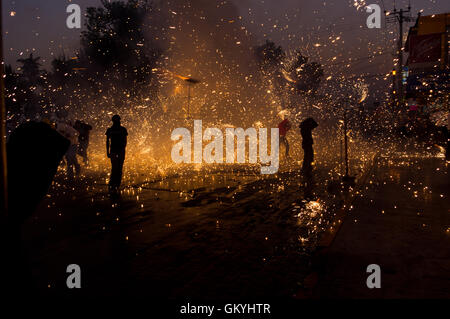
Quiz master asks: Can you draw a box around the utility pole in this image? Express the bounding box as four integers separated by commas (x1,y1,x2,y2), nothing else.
0,0,8,219
391,69,397,110
385,4,414,109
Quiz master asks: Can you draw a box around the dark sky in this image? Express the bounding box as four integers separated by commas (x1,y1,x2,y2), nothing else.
3,0,449,74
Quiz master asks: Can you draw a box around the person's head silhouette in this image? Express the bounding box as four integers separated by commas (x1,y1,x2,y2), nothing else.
112,114,121,125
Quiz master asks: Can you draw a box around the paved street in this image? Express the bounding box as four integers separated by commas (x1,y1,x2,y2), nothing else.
20,149,449,299
23,162,348,298
313,154,450,298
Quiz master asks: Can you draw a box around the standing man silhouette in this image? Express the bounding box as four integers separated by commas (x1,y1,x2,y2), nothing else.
106,115,128,192
300,117,318,175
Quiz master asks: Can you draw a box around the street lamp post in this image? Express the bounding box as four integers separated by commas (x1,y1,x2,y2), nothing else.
386,5,414,108
183,77,200,119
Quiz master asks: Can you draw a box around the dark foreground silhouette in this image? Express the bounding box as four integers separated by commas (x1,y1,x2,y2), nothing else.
300,117,318,174
1,121,69,295
106,115,128,192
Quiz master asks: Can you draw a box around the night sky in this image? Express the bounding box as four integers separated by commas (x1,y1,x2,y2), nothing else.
3,0,449,73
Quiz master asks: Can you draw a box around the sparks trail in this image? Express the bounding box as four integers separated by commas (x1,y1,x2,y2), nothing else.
2,0,449,300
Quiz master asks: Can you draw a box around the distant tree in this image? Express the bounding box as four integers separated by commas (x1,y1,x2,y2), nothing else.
14,54,45,119
81,0,160,99
255,40,285,74
51,56,78,85
44,56,83,114
289,52,324,96
17,53,42,85
255,41,287,107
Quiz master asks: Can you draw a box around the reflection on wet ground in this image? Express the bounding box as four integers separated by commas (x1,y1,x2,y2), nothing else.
313,155,449,298
23,158,373,298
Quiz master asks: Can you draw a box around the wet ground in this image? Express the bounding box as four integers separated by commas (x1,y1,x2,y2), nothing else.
313,154,450,298
21,147,448,299
23,157,366,299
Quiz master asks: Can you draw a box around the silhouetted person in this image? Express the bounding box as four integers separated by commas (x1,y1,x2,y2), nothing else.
57,120,80,180
74,120,93,164
300,117,318,174
278,117,292,159
106,114,128,191
2,121,69,294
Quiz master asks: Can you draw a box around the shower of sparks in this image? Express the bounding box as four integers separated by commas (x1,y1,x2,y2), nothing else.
4,0,449,258
352,0,367,11
356,81,369,103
